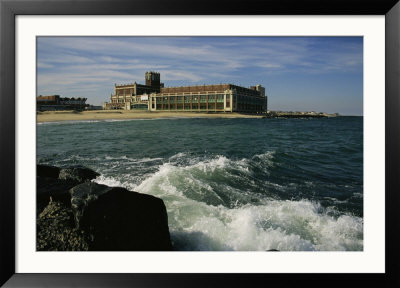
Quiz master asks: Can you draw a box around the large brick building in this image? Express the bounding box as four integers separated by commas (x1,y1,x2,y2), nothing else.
103,72,268,113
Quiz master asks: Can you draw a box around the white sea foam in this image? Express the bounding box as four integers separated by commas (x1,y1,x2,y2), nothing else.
168,152,187,161
104,119,136,122
166,197,363,251
323,197,350,204
129,154,363,251
104,155,163,164
90,152,363,251
94,175,125,188
105,155,128,160
47,149,364,251
252,151,275,162
49,154,102,164
94,174,138,191
38,120,103,125
248,151,276,175
94,175,364,251
136,157,163,163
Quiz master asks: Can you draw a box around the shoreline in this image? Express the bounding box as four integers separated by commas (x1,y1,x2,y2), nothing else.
37,110,264,123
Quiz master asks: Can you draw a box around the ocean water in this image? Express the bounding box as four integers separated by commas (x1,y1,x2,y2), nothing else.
37,117,363,251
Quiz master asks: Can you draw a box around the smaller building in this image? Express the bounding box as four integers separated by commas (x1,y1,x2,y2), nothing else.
86,105,103,111
37,95,88,111
104,71,164,110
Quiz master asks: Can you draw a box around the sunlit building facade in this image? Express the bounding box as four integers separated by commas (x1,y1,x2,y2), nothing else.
104,72,268,113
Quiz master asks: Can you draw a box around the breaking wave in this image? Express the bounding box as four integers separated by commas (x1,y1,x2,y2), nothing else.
93,152,363,251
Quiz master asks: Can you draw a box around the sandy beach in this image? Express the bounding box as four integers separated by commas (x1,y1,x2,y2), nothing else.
37,110,264,123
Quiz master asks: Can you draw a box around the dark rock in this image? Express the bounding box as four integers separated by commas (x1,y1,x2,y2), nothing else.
70,183,172,251
37,200,89,251
69,182,112,228
58,165,100,183
37,164,60,178
36,164,99,213
37,164,172,251
37,176,78,213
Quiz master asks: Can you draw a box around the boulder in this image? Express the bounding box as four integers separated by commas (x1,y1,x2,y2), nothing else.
37,164,99,213
58,165,100,182
69,182,112,228
37,176,78,212
70,182,172,251
37,200,89,251
37,164,61,178
37,164,172,251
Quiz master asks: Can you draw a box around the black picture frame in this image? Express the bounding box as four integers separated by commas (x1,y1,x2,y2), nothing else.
1,0,399,287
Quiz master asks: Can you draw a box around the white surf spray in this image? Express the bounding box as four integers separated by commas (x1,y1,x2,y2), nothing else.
127,153,364,251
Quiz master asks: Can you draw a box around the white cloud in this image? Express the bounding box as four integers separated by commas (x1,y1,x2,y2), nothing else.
159,70,203,82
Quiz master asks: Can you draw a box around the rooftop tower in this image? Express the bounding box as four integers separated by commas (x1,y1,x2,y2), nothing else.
145,71,161,88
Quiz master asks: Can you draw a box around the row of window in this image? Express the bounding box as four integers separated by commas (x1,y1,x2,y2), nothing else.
154,103,226,110
157,99,226,104
116,89,134,95
154,94,226,100
154,95,227,103
236,96,266,104
111,100,125,103
236,104,265,111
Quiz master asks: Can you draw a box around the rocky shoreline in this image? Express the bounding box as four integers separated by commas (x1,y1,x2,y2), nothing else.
37,164,172,251
264,111,339,118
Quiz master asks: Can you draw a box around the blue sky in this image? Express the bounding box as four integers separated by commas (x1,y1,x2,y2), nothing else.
37,37,363,115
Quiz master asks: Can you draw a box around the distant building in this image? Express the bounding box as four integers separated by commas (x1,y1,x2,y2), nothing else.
86,105,103,110
103,72,268,113
37,95,88,111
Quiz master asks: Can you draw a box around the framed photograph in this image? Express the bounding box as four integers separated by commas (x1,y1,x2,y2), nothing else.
1,0,399,287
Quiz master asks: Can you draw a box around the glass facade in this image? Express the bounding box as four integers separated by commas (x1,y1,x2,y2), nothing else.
149,90,266,113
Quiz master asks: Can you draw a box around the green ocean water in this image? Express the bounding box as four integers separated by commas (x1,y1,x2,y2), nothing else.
37,116,363,251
